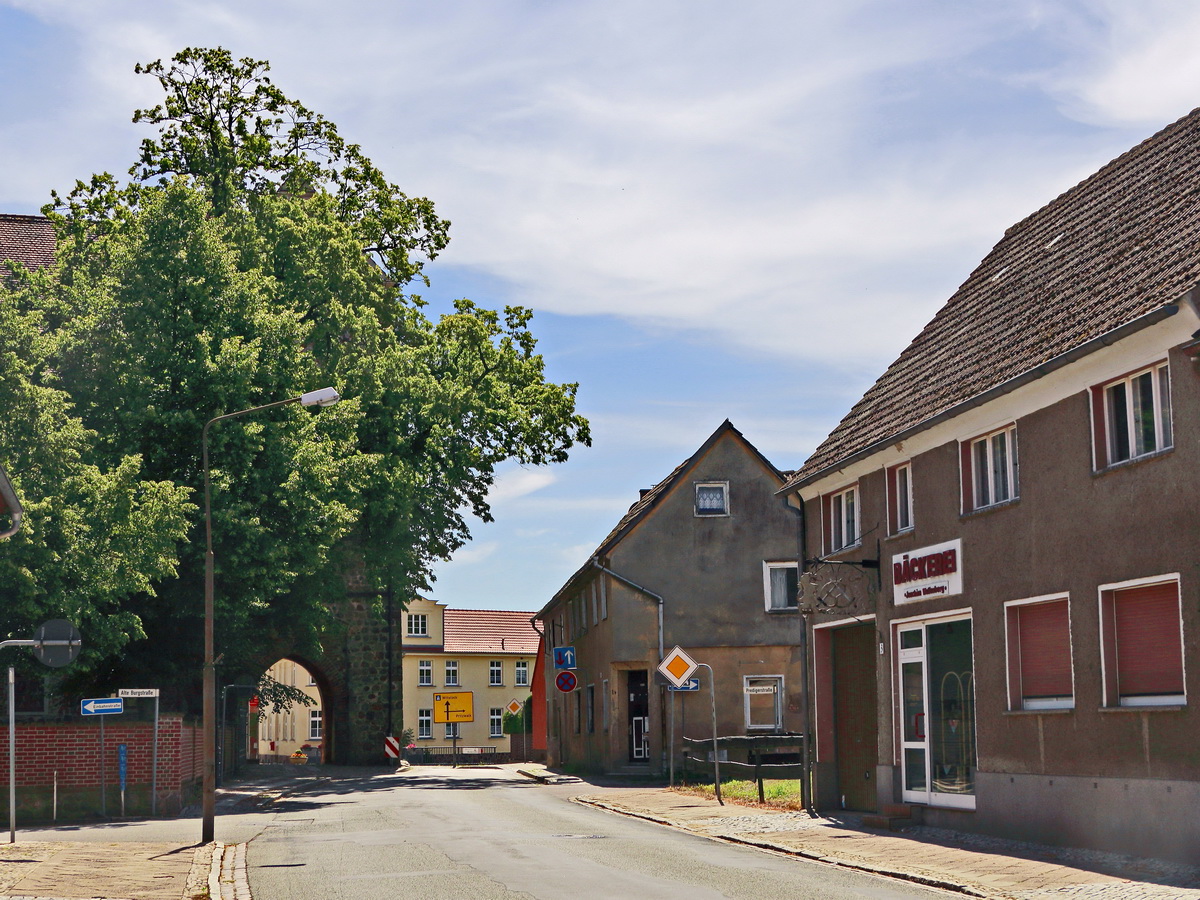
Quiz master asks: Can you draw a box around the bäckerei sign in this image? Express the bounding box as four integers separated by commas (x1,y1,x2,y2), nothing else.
892,539,962,605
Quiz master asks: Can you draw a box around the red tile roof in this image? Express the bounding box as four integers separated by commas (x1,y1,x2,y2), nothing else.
784,106,1200,490
0,214,55,283
442,608,540,654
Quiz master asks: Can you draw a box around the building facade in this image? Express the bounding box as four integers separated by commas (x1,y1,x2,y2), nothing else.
781,108,1200,863
255,659,324,762
536,420,802,775
401,597,539,758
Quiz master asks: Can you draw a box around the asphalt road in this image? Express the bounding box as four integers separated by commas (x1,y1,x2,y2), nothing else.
246,766,950,900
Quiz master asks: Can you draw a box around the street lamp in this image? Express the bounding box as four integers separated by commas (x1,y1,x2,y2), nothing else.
201,387,340,843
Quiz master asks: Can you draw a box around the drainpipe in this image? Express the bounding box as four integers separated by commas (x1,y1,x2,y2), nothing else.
589,559,664,661
782,495,816,817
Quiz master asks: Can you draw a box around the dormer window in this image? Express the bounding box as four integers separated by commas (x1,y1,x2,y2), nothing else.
695,482,729,516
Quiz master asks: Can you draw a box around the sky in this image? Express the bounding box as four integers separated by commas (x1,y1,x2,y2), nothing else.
3,1,1200,612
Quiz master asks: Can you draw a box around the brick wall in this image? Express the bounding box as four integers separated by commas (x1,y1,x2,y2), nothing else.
0,715,202,820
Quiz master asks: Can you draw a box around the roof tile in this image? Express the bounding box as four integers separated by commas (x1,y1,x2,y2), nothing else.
442,609,539,654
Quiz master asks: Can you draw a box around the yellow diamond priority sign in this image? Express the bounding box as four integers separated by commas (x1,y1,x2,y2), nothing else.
657,645,699,688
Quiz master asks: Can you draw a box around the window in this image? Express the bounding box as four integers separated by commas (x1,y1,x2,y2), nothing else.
887,462,914,534
602,679,609,731
490,708,503,738
744,676,784,730
586,684,595,733
309,709,323,740
763,562,798,610
1099,578,1185,707
444,660,459,686
823,484,859,552
1005,596,1073,710
418,709,432,739
695,482,729,516
1092,362,1172,469
591,581,599,625
489,661,503,686
573,691,582,733
445,722,460,739
407,613,428,637
961,425,1018,511
418,660,432,686
515,660,529,686
600,576,608,620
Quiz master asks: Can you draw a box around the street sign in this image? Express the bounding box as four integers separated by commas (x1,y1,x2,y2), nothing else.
506,699,523,715
554,670,578,693
32,620,81,668
668,677,701,692
118,688,160,698
553,646,577,669
432,691,474,723
384,735,400,758
657,645,699,688
745,684,778,694
81,698,123,716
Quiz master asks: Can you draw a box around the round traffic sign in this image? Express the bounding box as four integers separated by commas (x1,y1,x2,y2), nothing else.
32,619,81,668
555,670,578,693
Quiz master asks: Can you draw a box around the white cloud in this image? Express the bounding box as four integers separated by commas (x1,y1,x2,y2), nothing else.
446,540,498,565
486,467,557,506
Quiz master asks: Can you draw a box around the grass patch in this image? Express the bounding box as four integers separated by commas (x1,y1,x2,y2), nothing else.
673,778,805,810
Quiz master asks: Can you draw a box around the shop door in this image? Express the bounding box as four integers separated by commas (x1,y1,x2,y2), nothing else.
898,618,976,809
627,670,649,762
832,624,877,811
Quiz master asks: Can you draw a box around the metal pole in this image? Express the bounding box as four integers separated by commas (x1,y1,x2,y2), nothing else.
151,695,159,816
100,716,106,817
668,687,675,788
696,664,722,805
8,667,14,842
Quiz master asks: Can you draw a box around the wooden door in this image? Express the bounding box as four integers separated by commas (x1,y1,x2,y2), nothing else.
833,624,877,811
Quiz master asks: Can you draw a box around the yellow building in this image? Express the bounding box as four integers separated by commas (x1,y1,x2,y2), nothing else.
256,659,324,763
402,598,539,759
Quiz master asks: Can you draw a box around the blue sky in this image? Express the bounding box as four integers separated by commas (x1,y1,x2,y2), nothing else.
3,1,1199,611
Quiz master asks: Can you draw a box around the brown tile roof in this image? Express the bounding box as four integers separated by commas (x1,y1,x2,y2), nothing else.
784,107,1200,490
442,608,540,654
0,214,55,283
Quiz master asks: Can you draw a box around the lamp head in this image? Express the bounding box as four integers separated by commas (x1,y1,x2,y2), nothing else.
300,387,341,408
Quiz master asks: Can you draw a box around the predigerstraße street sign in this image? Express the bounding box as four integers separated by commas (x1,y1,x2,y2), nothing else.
81,698,123,716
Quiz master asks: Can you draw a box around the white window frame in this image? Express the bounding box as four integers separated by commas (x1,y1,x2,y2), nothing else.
743,675,784,731
489,708,503,738
763,561,799,611
418,709,432,739
695,481,730,517
407,613,428,637
515,660,529,687
308,709,323,740
418,659,432,686
444,660,459,687
1003,594,1074,711
826,484,859,553
445,722,460,739
1096,361,1173,468
489,660,503,686
964,425,1018,512
888,461,914,534
1097,574,1185,708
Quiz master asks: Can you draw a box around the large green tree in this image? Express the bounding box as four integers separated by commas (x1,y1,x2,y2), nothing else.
31,47,588,699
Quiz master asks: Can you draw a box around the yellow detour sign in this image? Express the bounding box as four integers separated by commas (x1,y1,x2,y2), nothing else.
432,691,474,723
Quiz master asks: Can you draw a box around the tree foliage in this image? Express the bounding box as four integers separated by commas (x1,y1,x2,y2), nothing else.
1,46,589,703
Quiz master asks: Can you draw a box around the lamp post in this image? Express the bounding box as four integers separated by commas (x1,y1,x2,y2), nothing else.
201,387,340,843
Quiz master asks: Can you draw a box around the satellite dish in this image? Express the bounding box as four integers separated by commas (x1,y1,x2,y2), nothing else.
32,620,82,668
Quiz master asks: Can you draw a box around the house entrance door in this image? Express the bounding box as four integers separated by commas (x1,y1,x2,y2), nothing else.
627,670,649,762
832,623,877,811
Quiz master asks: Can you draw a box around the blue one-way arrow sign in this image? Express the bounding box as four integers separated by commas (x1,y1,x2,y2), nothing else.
80,698,123,716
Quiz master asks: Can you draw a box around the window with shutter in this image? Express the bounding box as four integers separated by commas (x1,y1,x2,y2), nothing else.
1100,579,1185,706
1005,597,1073,710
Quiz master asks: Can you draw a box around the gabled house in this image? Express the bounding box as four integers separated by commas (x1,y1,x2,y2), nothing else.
779,107,1200,863
536,420,800,774
401,597,539,759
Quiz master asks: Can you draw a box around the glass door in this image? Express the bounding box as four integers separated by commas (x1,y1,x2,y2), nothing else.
898,618,976,809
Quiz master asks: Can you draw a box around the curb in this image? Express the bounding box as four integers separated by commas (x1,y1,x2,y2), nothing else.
209,841,252,900
573,797,984,899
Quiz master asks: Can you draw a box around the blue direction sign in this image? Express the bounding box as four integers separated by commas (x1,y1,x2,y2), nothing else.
553,646,577,669
668,677,701,692
81,697,123,716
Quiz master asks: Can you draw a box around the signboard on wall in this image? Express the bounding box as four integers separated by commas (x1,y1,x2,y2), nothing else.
892,539,963,605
